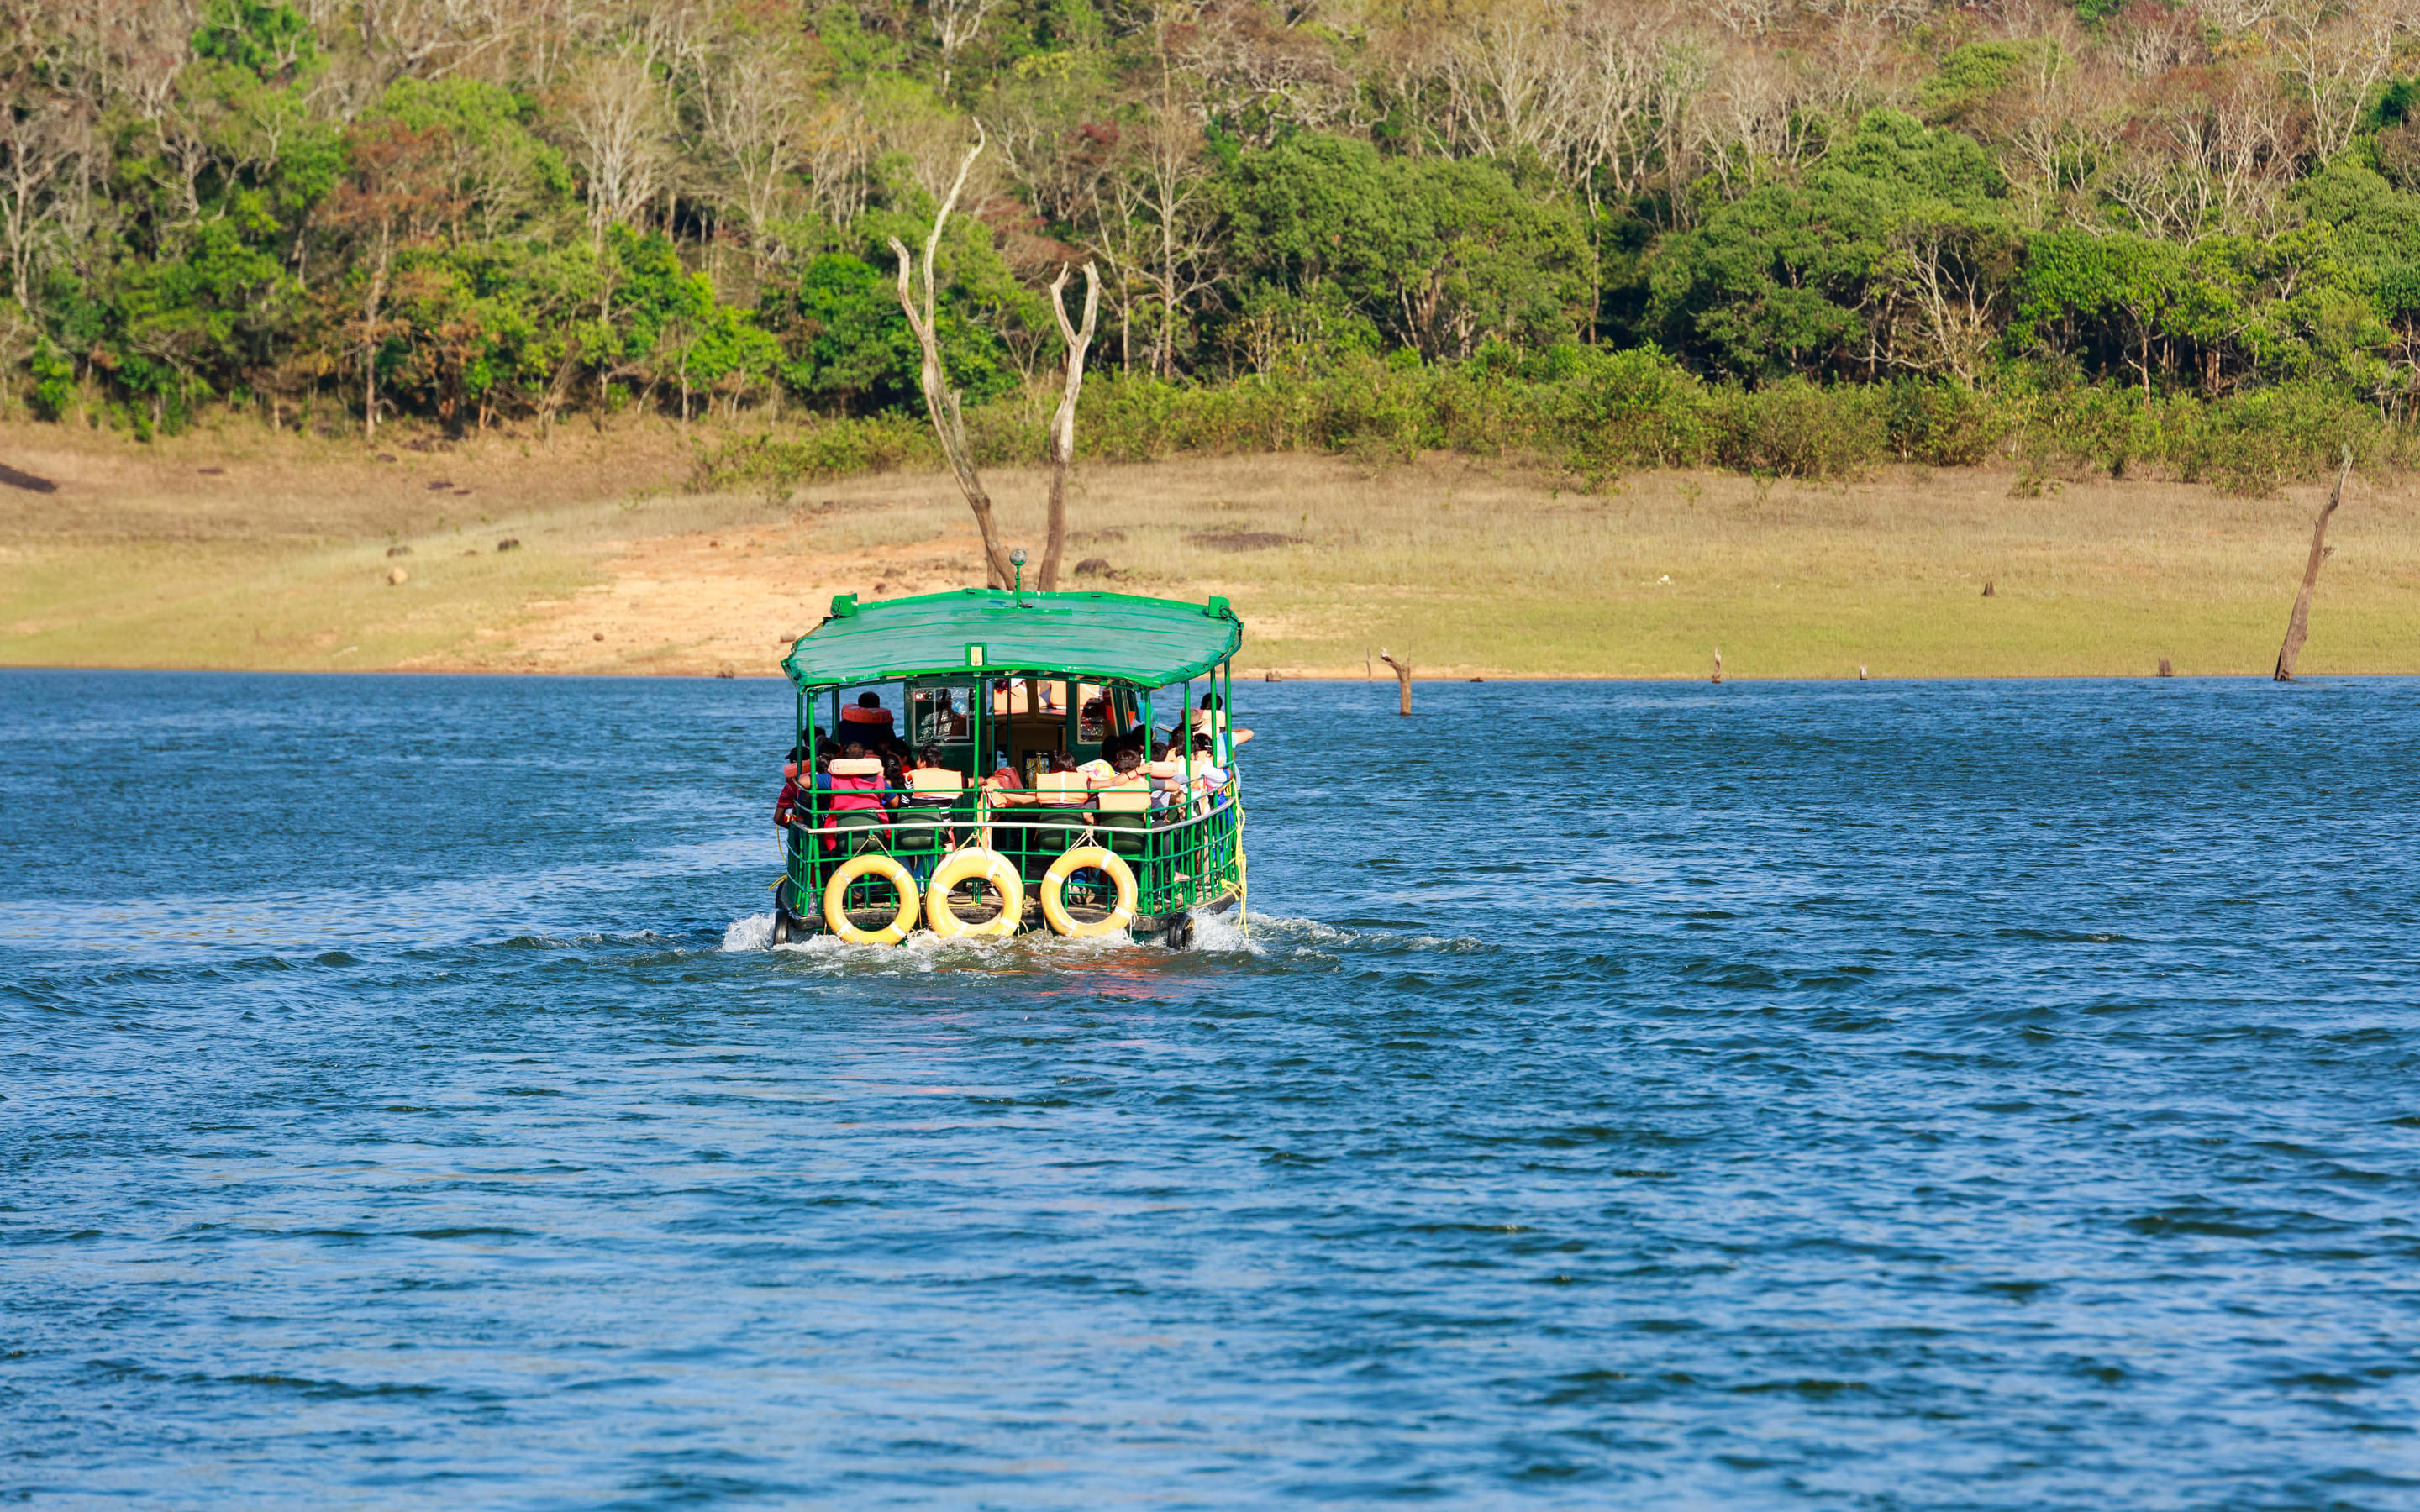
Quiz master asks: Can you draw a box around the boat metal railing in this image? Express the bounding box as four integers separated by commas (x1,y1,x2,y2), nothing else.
781,775,1244,929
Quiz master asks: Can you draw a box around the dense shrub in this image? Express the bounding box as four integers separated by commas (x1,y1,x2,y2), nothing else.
693,354,2409,501
2167,385,2381,496
1883,380,2012,466
691,417,934,495
1711,379,1889,478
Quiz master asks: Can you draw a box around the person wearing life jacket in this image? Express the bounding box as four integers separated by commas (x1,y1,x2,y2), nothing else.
897,743,966,875
839,690,896,745
818,741,892,854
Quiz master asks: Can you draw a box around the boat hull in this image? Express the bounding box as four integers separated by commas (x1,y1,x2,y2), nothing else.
771,886,1234,948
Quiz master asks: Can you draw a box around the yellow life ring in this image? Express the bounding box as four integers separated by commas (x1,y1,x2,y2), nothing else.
1040,846,1138,937
822,853,920,944
924,848,1025,937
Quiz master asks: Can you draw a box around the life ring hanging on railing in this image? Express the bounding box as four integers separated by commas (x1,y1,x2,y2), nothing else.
822,853,920,944
1040,846,1138,938
925,847,1025,937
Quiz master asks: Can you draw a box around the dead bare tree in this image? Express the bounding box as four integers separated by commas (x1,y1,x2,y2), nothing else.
2273,452,2350,680
929,0,1007,91
1882,218,2017,383
1108,101,1218,378
888,123,1016,590
564,51,666,239
1695,43,1822,197
800,95,872,226
2270,0,2412,160
1039,259,1100,593
1377,648,1413,715
695,38,806,268
356,0,521,83
1443,2,1570,160
0,89,90,311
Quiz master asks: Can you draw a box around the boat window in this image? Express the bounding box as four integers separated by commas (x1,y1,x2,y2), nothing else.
909,683,975,747
1076,683,1110,743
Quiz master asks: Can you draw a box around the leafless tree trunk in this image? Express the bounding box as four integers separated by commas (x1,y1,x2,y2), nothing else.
1039,259,1099,593
361,218,392,440
566,52,666,240
1442,3,1568,160
888,123,1016,590
0,91,88,312
801,96,872,226
2273,454,2349,681
2270,0,2411,161
1081,95,1217,380
696,40,804,268
1378,648,1412,715
930,0,1007,91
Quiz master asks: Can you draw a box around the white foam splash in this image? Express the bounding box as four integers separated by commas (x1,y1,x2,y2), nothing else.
1185,906,1263,956
719,901,1388,966
722,911,776,952
724,906,1461,963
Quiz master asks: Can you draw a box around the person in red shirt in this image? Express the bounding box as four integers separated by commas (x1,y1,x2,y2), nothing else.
774,751,809,829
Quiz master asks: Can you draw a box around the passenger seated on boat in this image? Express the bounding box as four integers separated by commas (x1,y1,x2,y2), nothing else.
906,744,961,794
1189,732,1230,798
839,690,895,744
1092,748,1153,858
897,745,964,875
1034,764,1089,806
821,745,891,854
980,753,1029,806
1145,741,1186,811
774,753,810,829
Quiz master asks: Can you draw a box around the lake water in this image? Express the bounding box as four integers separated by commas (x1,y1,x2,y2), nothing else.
4,670,2418,1509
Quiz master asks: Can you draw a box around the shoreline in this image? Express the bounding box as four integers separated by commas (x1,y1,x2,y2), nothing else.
5,664,2402,684
5,421,2416,681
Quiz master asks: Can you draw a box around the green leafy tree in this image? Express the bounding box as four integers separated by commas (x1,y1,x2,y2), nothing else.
1225,134,1588,360
1648,113,2012,381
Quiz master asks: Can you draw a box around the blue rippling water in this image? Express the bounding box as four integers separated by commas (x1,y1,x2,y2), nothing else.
4,669,2420,1509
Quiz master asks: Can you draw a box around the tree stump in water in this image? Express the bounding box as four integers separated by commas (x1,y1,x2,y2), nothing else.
2274,454,2350,682
1377,648,1413,715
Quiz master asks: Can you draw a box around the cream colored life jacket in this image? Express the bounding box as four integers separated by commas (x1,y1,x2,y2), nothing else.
1035,772,1089,806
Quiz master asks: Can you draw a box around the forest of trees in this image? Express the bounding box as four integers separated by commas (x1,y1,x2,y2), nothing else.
10,0,2420,464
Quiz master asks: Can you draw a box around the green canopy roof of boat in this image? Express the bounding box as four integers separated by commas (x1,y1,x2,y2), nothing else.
781,588,1242,689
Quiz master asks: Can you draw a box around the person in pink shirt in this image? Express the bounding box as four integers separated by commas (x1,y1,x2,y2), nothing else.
819,742,892,854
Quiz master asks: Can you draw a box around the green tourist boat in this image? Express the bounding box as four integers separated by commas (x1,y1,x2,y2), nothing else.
771,580,1249,948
